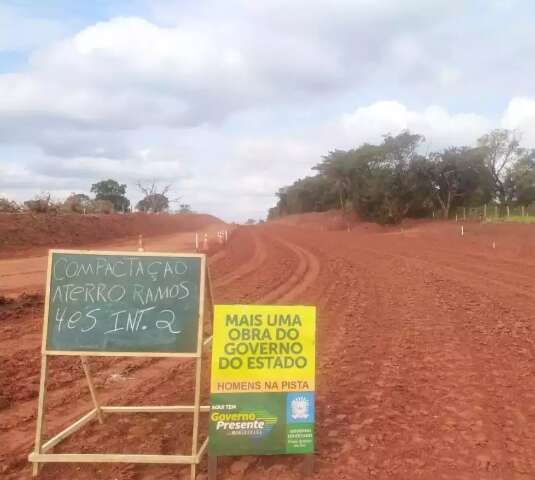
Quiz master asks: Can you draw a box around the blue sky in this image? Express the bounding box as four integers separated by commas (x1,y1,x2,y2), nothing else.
1,0,535,221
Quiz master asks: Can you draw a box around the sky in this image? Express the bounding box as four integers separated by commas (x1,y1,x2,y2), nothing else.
1,0,535,221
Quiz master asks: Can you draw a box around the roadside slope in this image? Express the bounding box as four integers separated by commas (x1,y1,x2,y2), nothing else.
0,212,224,259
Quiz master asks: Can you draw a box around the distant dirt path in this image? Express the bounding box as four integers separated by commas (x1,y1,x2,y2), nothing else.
2,221,535,479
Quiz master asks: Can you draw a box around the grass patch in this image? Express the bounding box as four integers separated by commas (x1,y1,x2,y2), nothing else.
485,215,535,224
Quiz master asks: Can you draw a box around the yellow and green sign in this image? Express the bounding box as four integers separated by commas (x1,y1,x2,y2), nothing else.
209,305,316,456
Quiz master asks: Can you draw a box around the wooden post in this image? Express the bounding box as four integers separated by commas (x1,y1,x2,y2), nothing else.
80,356,104,424
483,204,487,219
507,205,510,217
302,454,315,476
495,205,498,218
32,354,49,476
190,260,209,480
522,205,525,217
208,456,218,480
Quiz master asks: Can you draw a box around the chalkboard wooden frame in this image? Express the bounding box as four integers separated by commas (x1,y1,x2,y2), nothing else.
29,249,213,480
42,249,207,357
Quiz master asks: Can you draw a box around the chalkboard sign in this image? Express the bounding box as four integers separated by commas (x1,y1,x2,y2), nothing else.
43,250,205,355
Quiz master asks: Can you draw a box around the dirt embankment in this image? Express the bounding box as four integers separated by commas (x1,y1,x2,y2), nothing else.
0,213,224,258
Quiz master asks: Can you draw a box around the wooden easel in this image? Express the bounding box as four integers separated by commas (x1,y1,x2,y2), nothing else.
29,251,214,480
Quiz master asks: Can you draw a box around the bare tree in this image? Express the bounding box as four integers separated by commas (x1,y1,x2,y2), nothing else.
135,180,175,213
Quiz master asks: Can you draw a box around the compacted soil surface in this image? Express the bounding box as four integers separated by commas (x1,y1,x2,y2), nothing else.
2,219,535,479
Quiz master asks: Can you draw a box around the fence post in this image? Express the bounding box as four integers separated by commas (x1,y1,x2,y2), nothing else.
521,205,525,217
495,205,498,218
483,204,487,219
506,206,510,218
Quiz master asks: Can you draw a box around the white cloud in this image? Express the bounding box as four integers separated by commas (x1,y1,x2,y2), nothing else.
501,97,535,145
335,101,490,149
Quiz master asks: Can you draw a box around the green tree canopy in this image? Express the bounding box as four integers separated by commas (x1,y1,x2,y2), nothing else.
90,179,130,212
268,128,535,224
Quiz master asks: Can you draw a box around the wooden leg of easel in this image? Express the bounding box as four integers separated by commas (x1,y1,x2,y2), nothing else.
302,454,314,477
80,356,104,424
32,354,49,477
190,355,203,480
208,455,218,480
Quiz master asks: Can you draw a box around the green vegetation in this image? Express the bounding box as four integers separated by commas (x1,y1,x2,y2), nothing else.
268,129,535,224
90,179,130,212
487,215,535,224
1,179,193,215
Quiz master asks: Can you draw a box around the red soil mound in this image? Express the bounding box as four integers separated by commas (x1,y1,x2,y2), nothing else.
0,212,224,258
270,209,359,230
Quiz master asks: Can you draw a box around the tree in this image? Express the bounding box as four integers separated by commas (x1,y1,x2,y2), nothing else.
478,129,526,206
63,193,91,213
504,154,535,207
24,192,58,214
420,147,489,218
245,218,256,225
136,181,173,213
313,150,353,210
178,204,192,213
136,194,169,213
90,179,130,212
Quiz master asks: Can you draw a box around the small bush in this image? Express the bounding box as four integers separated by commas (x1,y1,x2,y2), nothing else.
0,198,21,213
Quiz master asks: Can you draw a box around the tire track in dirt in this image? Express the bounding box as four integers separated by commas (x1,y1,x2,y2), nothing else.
259,235,320,304
212,229,267,288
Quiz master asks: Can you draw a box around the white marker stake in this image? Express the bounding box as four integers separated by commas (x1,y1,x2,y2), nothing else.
195,232,199,251
137,234,144,252
225,230,228,242
492,241,496,249
461,225,464,237
203,233,209,251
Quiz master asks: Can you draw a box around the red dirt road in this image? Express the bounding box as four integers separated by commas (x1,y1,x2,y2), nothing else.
2,220,535,479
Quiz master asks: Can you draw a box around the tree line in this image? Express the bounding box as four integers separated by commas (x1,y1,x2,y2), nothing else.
268,129,535,224
0,179,193,215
